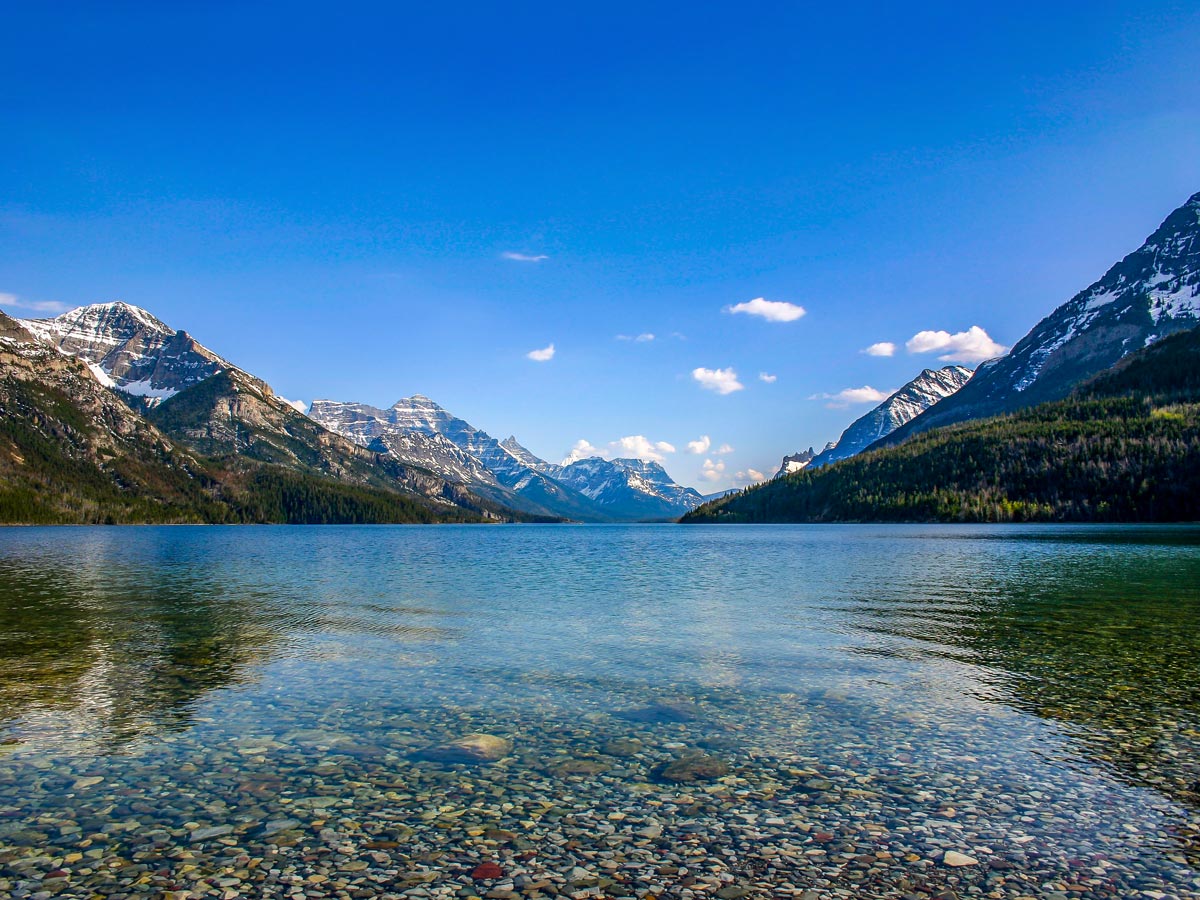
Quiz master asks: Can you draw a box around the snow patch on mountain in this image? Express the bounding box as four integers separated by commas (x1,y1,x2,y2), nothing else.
311,395,705,520
22,301,230,404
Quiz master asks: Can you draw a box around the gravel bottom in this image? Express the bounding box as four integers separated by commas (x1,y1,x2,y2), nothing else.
1,676,1198,900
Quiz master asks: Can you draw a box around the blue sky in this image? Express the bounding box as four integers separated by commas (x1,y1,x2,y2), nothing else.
2,2,1198,489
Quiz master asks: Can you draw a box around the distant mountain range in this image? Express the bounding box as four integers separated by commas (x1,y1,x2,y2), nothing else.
0,310,501,525
6,191,1198,525
308,396,702,521
4,302,705,523
695,191,1200,524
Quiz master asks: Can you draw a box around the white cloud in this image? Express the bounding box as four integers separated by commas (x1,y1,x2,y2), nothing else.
758,372,777,383
611,435,675,463
692,366,744,395
687,435,733,456
502,252,548,262
563,435,676,465
862,341,896,357
562,439,606,464
616,333,655,342
0,292,70,315
279,397,310,414
734,469,767,485
700,458,726,482
810,385,892,408
906,325,1006,363
526,343,555,362
725,297,806,323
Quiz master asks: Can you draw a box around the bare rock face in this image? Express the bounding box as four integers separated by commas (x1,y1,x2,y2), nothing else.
414,733,513,764
774,447,816,478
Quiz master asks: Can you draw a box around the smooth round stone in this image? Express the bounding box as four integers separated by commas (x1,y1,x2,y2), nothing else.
415,733,513,764
652,754,729,783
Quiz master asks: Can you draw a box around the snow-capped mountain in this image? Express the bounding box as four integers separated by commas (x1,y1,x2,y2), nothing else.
22,301,230,404
309,396,705,521
885,191,1200,443
308,397,612,520
774,448,816,478
545,456,705,520
808,366,972,468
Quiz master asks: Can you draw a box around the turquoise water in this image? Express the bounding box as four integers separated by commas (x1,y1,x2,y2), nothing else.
0,524,1198,899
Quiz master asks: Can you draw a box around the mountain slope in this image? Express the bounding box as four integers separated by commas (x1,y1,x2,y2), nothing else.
147,371,519,520
0,311,505,525
882,191,1200,446
808,366,972,467
22,302,230,404
683,329,1200,524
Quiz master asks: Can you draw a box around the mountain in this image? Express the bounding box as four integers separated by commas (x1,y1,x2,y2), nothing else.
682,329,1200,525
881,191,1200,447
774,448,816,478
146,370,512,519
22,301,230,405
542,456,705,520
0,311,489,525
807,366,972,467
309,397,617,521
310,396,705,521
497,437,704,518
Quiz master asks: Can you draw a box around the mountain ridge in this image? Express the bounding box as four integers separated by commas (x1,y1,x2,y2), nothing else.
808,365,972,468
877,191,1200,448
683,328,1200,524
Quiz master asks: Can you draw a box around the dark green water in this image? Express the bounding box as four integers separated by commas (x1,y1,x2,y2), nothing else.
0,524,1197,899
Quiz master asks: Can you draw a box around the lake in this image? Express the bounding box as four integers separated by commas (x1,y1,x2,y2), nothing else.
0,524,1198,899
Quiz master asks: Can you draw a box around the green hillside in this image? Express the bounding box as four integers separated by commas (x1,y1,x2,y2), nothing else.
0,316,497,525
683,329,1200,524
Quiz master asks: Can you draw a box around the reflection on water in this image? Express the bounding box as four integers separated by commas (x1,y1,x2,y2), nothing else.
838,527,1200,813
0,524,1196,899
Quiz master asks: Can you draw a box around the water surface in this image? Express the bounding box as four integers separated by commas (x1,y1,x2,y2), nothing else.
0,524,1198,899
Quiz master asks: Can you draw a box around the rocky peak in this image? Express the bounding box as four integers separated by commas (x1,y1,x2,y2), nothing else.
22,301,229,404
775,448,816,479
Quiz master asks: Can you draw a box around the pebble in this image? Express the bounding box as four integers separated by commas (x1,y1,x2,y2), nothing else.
942,850,980,867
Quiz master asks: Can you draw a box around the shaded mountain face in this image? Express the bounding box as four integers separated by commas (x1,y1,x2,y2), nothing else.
883,191,1200,445
22,302,229,404
310,397,705,521
809,366,972,467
